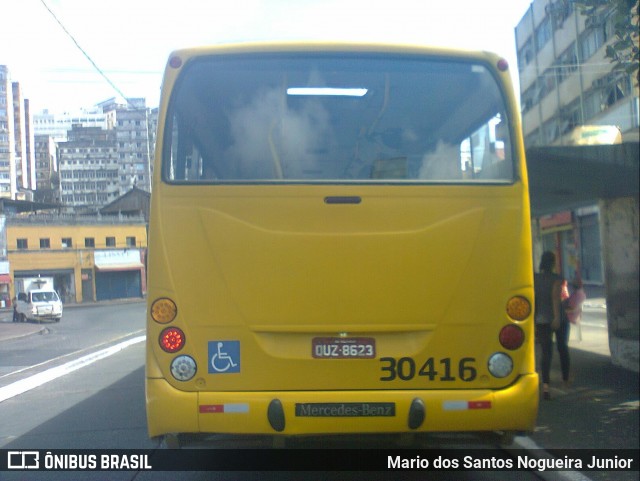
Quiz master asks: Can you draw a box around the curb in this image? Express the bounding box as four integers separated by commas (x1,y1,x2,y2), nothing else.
0,323,47,342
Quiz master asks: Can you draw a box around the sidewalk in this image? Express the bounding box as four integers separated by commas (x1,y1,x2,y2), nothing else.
521,299,638,481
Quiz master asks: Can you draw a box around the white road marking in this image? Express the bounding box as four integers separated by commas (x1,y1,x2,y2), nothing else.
0,335,145,403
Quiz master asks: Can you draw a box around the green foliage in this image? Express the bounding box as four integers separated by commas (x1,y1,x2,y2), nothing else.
575,0,639,84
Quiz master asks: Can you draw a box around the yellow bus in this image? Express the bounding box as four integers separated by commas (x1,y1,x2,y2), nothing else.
146,42,537,445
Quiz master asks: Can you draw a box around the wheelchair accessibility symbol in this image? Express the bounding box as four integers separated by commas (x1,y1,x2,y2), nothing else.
208,341,241,373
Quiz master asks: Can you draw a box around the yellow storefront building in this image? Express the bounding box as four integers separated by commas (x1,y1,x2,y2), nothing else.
6,215,147,304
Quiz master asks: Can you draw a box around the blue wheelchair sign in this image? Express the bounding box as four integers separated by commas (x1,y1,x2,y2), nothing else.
208,340,241,373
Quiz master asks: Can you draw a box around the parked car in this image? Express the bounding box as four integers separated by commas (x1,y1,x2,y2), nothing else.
14,289,63,323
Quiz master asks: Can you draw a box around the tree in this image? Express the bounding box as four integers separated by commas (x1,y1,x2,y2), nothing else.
575,0,639,85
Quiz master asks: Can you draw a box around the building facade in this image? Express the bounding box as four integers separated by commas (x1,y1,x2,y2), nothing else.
6,214,147,303
115,98,153,194
33,106,110,142
516,0,639,285
516,0,639,147
11,82,36,196
34,134,61,204
59,125,121,208
2,78,157,208
0,66,17,199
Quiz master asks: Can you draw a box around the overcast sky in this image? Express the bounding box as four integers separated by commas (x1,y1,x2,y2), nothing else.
2,0,532,112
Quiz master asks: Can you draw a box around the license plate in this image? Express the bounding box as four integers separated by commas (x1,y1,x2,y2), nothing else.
312,337,375,359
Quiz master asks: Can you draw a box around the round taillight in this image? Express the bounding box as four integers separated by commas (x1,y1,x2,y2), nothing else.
506,296,531,321
171,355,197,381
488,352,513,378
497,58,509,72
159,327,185,353
499,324,525,350
151,298,177,324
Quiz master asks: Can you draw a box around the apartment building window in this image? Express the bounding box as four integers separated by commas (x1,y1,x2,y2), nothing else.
106,236,116,247
85,237,95,248
40,238,51,249
542,117,561,144
61,238,73,248
126,236,137,247
602,74,632,108
555,43,578,84
535,16,552,52
580,26,606,62
521,84,537,115
17,238,28,250
559,99,582,136
583,91,603,121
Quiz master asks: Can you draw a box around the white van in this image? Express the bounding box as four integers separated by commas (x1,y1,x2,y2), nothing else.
15,289,63,323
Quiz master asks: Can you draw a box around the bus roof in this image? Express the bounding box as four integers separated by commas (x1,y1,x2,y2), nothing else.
165,41,507,66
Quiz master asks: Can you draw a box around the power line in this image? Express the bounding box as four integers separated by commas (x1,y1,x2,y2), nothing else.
38,0,136,108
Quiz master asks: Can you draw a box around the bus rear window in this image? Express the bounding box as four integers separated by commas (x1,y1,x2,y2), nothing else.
163,54,514,184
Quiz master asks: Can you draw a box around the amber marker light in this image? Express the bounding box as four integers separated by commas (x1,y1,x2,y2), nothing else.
151,297,177,324
506,296,531,321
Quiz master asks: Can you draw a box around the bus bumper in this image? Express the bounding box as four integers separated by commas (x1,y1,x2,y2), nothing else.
146,373,538,438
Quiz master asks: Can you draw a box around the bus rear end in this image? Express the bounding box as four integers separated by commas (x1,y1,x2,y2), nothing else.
146,43,537,441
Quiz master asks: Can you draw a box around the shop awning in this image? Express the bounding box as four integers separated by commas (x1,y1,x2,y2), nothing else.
0,274,11,284
94,262,144,272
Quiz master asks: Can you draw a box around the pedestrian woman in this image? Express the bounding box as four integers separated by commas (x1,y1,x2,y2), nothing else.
534,251,563,400
564,278,587,341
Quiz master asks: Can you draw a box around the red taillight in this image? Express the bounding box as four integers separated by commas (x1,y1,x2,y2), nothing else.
499,324,524,350
159,327,185,353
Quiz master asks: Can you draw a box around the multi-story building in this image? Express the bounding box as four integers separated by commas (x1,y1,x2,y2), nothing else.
515,0,639,286
516,0,639,147
115,98,153,193
33,106,110,142
34,134,61,204
0,66,38,200
11,82,36,196
35,98,155,208
24,99,36,191
58,125,120,208
0,66,16,199
3,67,156,208
6,213,147,303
